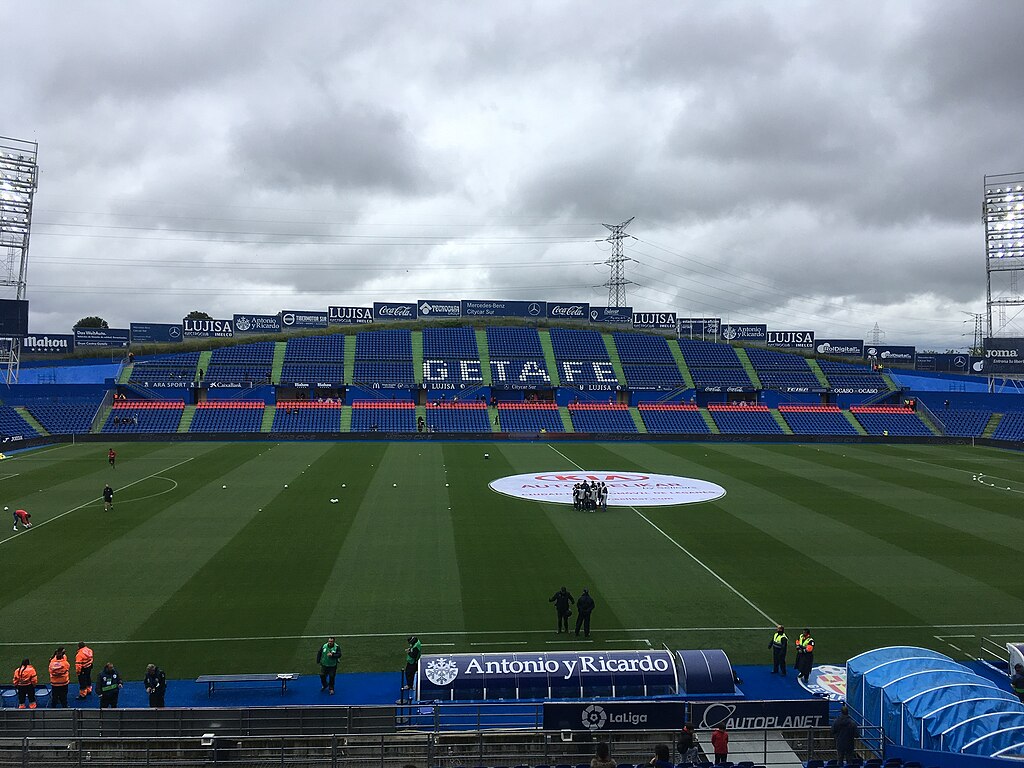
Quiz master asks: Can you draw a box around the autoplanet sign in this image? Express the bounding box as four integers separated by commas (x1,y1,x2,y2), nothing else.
489,471,726,507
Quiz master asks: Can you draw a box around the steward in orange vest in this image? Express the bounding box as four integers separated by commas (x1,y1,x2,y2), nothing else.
75,642,94,698
48,648,71,708
12,659,38,709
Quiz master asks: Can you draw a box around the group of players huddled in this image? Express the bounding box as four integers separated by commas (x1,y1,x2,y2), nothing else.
572,480,608,511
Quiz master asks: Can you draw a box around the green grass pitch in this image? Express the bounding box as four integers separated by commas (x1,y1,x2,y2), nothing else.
1,440,1022,680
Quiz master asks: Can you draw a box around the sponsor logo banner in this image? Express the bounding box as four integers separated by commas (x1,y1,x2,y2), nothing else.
865,345,915,363
832,387,884,394
915,353,971,373
182,318,234,338
547,302,590,320
416,300,461,318
815,339,864,357
208,381,251,389
632,312,677,330
690,700,830,730
970,356,986,373
489,471,726,507
767,330,815,349
130,323,183,344
328,306,373,325
544,701,687,732
798,664,847,701
373,301,418,321
590,306,634,324
983,337,1024,373
461,299,546,318
720,324,767,342
677,318,721,338
73,327,130,348
21,333,75,354
232,314,282,334
280,310,328,329
701,386,754,393
141,381,193,389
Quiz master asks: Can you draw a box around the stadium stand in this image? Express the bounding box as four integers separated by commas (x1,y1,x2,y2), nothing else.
777,404,858,436
0,406,38,439
993,411,1024,441
271,401,341,433
690,368,754,388
549,328,609,360
129,352,200,384
281,336,346,385
350,400,416,432
425,402,491,432
497,402,564,432
189,401,265,433
568,403,638,433
849,405,932,436
935,409,992,437
818,359,888,390
747,349,821,389
421,327,485,387
638,402,710,434
26,400,100,434
622,363,686,390
486,327,552,387
206,343,274,383
613,332,675,364
708,403,783,434
103,401,184,433
353,330,415,387
678,338,754,389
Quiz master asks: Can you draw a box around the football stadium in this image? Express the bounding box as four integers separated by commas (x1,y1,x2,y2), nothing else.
5,4,1024,767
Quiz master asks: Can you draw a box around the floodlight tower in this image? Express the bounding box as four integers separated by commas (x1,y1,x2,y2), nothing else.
0,136,39,383
983,173,1024,339
601,217,635,307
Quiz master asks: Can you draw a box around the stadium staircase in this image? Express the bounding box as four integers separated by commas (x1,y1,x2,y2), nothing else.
117,364,133,384
489,407,500,432
344,335,356,384
914,403,944,436
842,409,868,434
881,371,898,391
983,412,1003,437
416,404,426,430
538,330,560,385
14,407,48,436
629,406,648,433
699,408,720,433
270,342,287,384
602,333,628,385
808,359,830,388
475,328,492,385
411,331,423,385
667,339,696,389
340,405,352,433
196,350,212,381
260,405,276,432
770,409,793,434
735,348,762,388
558,406,574,432
177,405,196,432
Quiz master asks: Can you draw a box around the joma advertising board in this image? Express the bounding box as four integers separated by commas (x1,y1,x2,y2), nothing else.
983,337,1024,374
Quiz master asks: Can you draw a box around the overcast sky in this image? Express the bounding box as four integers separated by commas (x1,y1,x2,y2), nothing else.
5,0,1024,350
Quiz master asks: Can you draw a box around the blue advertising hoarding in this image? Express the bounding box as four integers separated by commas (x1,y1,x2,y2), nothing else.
74,327,130,348
814,339,864,357
865,344,916,364
915,353,972,373
328,306,373,325
416,300,461,318
546,302,589,321
21,333,75,354
767,330,815,349
677,317,721,338
0,299,29,337
232,314,282,334
590,306,633,324
690,699,829,729
720,323,767,343
130,323,183,344
461,299,546,318
632,312,677,330
280,310,328,329
182,318,233,338
544,701,687,732
373,301,418,321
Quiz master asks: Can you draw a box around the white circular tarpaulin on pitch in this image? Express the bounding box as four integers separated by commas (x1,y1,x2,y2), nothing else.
488,471,726,507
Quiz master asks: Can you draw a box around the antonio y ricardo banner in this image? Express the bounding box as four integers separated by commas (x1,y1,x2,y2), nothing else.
632,312,677,330
232,314,282,334
590,306,633,324
130,323,183,344
767,330,815,349
984,337,1024,374
328,306,373,325
720,324,767,343
461,299,546,318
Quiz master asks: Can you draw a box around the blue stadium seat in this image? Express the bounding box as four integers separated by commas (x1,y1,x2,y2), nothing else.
678,338,742,367
549,328,609,360
423,327,479,358
779,406,858,436
129,352,200,384
0,406,38,439
709,405,783,434
353,361,416,387
746,348,812,369
425,404,491,432
690,368,753,388
422,359,486,386
280,363,346,385
103,402,184,433
355,329,413,360
351,402,416,432
556,360,619,386
271,402,341,433
26,401,100,434
189,401,265,433
490,359,552,387
639,404,710,434
497,404,563,432
486,327,544,358
568,405,637,433
937,409,991,437
613,332,674,364
623,364,686,389
283,335,346,362
851,407,931,436
994,411,1024,441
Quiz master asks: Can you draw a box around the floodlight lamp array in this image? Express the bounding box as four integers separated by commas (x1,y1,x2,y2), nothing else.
985,185,1024,259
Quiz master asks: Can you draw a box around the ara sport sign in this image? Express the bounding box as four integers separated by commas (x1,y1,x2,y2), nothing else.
489,471,726,507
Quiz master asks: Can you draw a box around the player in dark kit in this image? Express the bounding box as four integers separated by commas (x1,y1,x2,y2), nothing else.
107,449,116,469
549,586,574,633
103,484,114,511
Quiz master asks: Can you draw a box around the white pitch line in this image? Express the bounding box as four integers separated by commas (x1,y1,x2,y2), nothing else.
0,457,194,547
547,444,777,627
471,641,527,647
0,473,21,480
546,640,594,644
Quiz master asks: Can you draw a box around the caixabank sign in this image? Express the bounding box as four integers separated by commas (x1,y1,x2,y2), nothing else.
983,337,1024,374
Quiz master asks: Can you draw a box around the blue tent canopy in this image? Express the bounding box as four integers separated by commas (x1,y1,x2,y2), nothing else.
846,647,951,717
861,658,965,726
929,702,1024,751
894,678,1016,747
944,715,1024,754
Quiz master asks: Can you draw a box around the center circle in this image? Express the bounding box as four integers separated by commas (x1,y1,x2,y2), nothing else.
488,471,726,507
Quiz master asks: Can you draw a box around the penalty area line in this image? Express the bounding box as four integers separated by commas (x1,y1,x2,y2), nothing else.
0,457,194,547
546,444,777,627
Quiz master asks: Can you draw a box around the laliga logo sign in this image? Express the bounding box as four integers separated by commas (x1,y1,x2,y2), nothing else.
490,470,726,507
